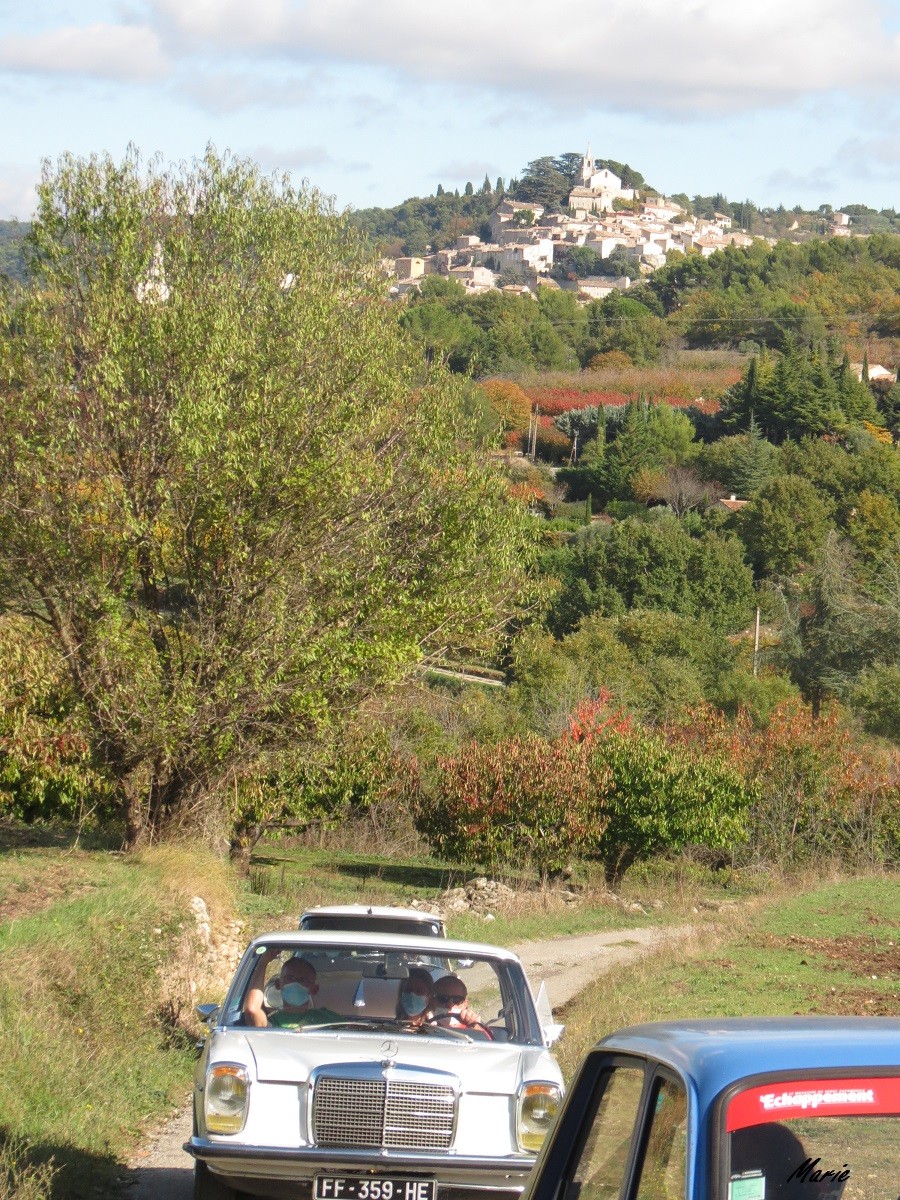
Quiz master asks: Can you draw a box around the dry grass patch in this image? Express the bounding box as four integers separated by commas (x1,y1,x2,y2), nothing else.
0,840,242,1198
555,917,744,1078
554,875,900,1083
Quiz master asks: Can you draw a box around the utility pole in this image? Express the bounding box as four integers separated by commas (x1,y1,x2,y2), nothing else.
752,606,761,677
528,407,539,461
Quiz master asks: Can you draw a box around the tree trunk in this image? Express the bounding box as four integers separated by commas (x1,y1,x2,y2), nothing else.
123,764,192,849
603,846,637,889
229,823,263,875
123,783,148,850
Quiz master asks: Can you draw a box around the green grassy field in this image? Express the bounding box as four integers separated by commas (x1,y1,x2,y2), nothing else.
556,875,900,1079
242,842,763,944
245,844,654,943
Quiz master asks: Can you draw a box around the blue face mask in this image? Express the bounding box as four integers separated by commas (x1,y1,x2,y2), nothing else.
281,982,311,1008
401,991,428,1016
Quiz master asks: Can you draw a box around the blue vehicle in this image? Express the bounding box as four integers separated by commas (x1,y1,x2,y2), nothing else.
524,1018,900,1200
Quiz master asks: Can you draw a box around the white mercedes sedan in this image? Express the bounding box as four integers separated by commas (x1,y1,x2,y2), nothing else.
188,930,564,1200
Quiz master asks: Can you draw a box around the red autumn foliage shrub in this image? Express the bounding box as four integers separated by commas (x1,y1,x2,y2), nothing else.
412,691,897,881
480,380,532,432
564,694,634,742
525,389,630,416
522,388,722,417
413,735,609,877
664,701,900,865
413,692,754,882
508,482,543,506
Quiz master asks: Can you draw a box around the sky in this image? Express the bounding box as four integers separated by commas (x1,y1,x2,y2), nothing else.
1,0,899,221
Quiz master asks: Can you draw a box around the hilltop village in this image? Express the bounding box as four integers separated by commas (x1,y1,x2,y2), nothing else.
385,150,855,301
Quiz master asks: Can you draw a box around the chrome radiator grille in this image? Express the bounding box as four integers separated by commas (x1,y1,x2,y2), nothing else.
313,1077,456,1150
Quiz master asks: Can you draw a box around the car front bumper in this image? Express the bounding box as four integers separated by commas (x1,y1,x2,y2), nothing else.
186,1140,536,1195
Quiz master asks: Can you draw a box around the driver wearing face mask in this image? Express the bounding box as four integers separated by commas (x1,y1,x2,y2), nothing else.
396,967,435,1028
244,952,341,1029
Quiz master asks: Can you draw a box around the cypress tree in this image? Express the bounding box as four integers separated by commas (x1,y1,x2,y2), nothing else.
602,397,656,500
732,414,775,497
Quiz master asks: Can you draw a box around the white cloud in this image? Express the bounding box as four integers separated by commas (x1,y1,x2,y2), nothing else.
0,22,167,82
834,134,900,182
151,0,290,48
434,160,497,183
766,164,838,196
147,0,900,114
247,144,334,171
0,165,39,221
181,69,319,114
246,145,373,175
768,127,900,198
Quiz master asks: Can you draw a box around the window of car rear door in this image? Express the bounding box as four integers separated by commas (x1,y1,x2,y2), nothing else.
563,1064,687,1200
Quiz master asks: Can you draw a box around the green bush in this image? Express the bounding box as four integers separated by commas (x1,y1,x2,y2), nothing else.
852,664,900,741
0,618,111,824
582,726,754,883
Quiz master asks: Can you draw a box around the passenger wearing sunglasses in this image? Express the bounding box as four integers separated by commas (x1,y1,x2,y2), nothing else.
431,976,494,1039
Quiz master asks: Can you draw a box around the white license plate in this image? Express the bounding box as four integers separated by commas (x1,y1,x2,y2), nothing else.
313,1177,436,1200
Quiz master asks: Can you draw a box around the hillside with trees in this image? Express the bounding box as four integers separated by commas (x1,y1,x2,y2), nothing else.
2,147,900,1200
351,178,503,255
2,148,898,884
0,220,28,283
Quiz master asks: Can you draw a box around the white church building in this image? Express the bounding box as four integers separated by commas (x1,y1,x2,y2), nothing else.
568,148,636,215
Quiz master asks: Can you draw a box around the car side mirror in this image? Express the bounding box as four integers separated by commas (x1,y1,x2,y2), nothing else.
533,981,563,1046
196,1003,220,1025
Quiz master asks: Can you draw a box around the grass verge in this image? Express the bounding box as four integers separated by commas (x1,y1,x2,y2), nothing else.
244,843,765,945
0,833,236,1199
556,873,900,1080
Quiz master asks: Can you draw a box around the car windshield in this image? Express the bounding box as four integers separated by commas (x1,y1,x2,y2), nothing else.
727,1077,900,1200
224,941,535,1045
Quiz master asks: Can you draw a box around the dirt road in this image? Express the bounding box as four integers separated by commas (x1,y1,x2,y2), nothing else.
122,922,690,1199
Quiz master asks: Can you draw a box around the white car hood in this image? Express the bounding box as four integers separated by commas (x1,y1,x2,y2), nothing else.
239,1028,557,1092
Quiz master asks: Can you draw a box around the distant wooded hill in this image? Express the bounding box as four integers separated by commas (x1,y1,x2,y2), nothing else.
0,220,29,283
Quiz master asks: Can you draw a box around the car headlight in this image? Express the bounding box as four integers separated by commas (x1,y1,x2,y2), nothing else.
516,1082,561,1152
205,1063,250,1134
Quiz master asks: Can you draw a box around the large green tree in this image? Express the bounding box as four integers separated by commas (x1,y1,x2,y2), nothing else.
776,535,900,718
542,517,753,637
738,475,833,577
0,150,532,848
